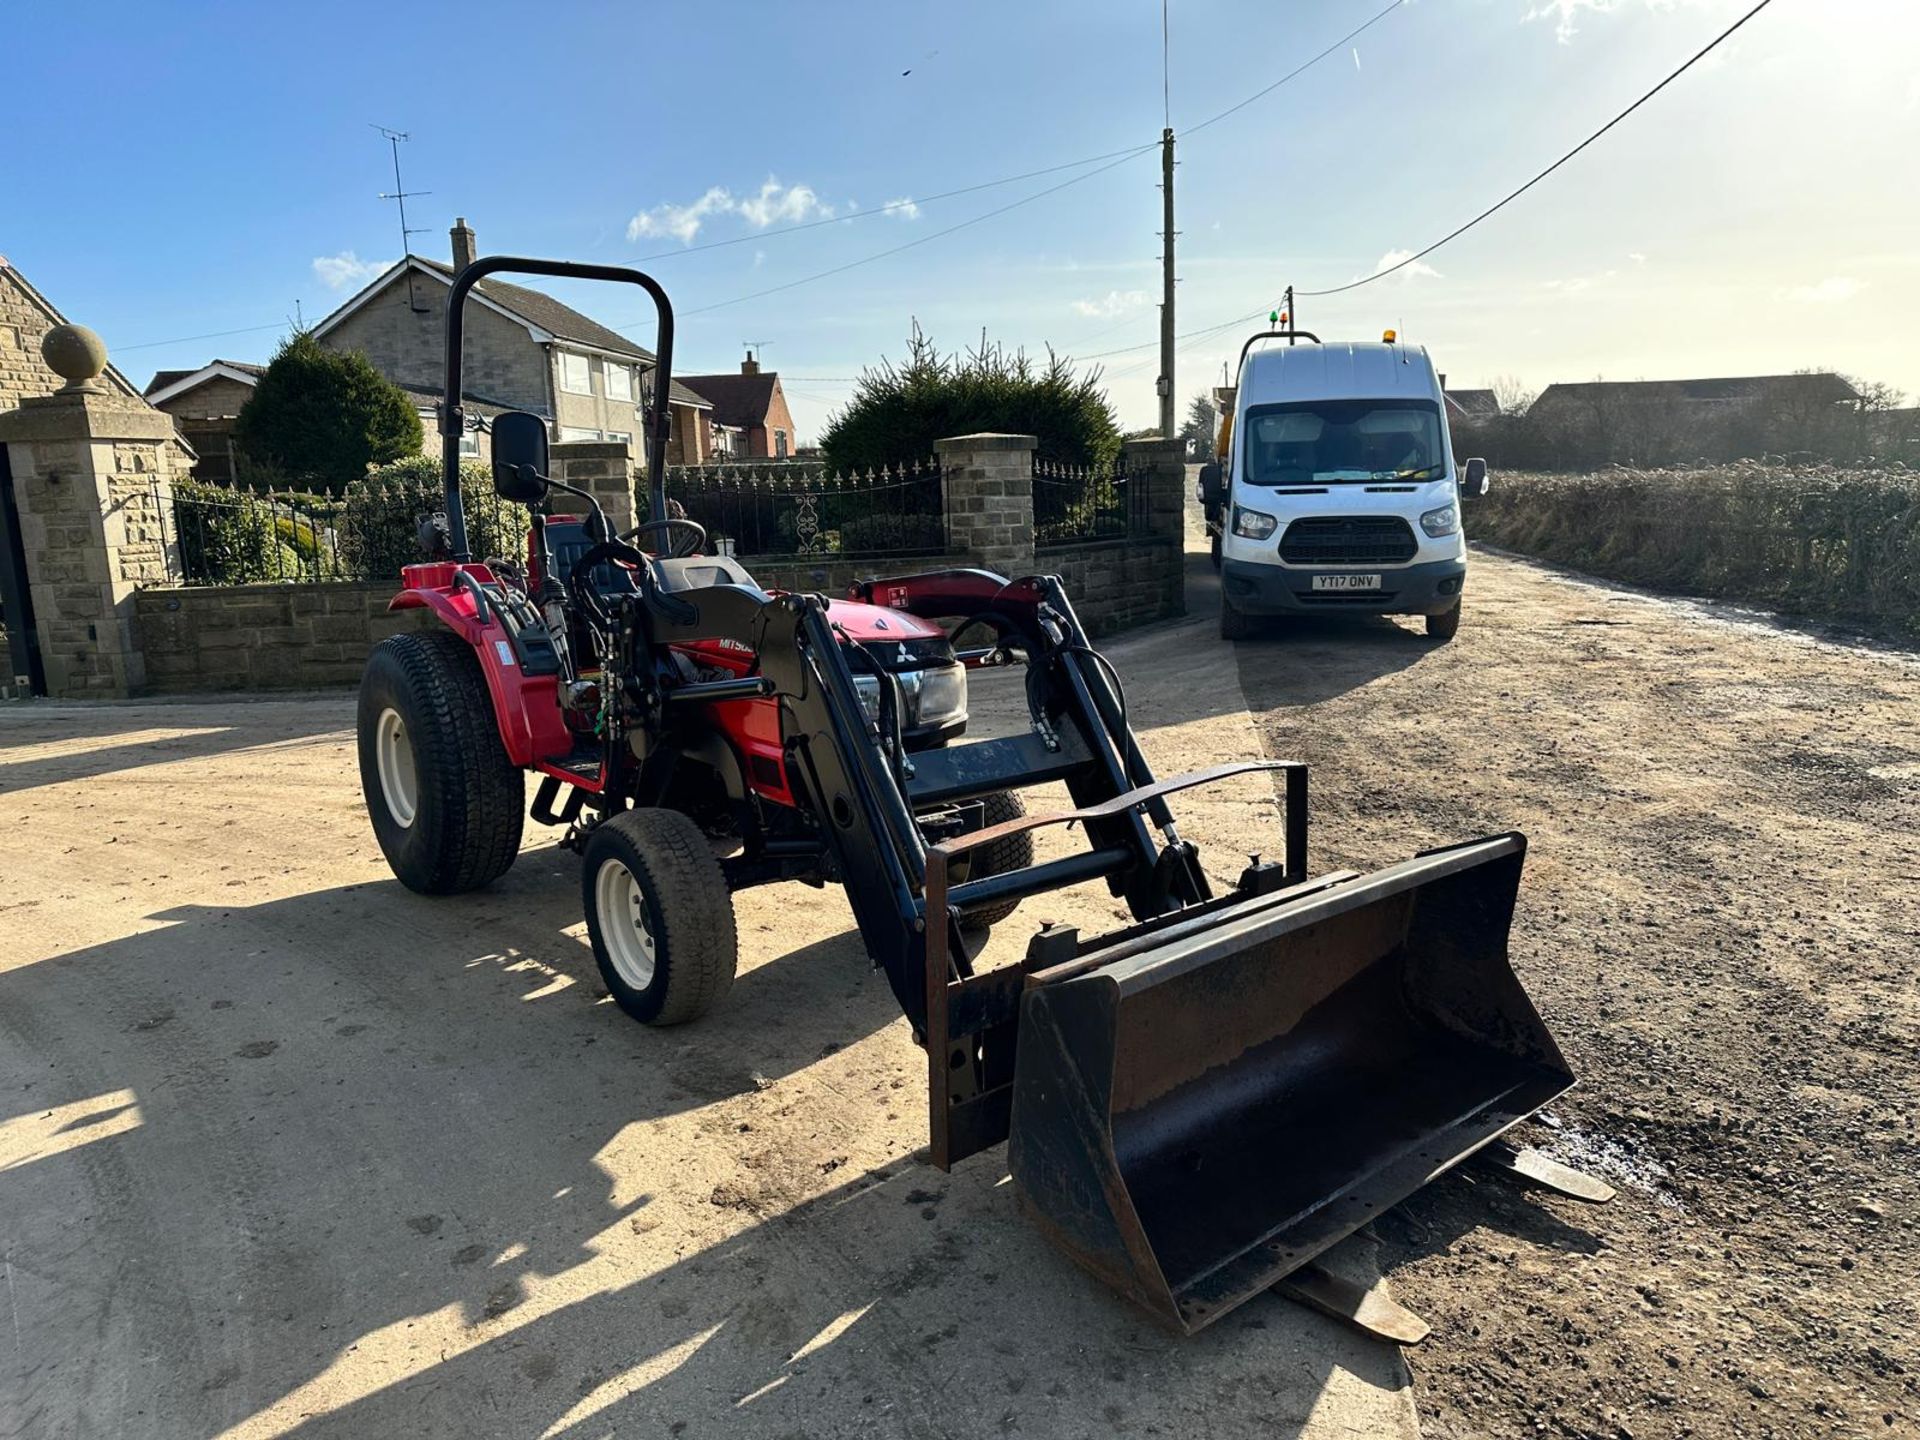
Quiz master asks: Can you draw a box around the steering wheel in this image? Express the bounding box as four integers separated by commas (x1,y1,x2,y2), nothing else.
623,517,707,559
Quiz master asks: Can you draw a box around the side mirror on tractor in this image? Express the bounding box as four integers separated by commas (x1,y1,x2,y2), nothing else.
1462,456,1490,498
492,411,551,504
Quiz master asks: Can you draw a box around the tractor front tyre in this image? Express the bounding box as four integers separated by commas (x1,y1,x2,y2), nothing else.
358,631,525,894
582,808,738,1025
1426,599,1463,642
956,790,1035,931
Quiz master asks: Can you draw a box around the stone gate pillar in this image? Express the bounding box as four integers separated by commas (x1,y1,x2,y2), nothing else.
934,432,1036,577
0,326,186,697
549,439,635,534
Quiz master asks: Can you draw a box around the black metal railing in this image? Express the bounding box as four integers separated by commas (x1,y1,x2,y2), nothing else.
661,459,947,559
1034,456,1152,548
159,472,529,586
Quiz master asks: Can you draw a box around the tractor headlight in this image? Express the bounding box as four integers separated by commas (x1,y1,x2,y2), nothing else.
912,663,968,728
1420,504,1459,538
1232,505,1279,540
852,663,968,731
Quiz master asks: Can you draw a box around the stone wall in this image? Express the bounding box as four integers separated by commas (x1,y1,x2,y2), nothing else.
1040,535,1184,636
133,582,433,692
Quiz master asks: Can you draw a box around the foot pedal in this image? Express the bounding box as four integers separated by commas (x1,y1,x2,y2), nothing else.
531,774,586,828
1474,1139,1616,1204
1275,1261,1430,1346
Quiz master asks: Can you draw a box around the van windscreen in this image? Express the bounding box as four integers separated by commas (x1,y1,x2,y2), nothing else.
1242,400,1444,485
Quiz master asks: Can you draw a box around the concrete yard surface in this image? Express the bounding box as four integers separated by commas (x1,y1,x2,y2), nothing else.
0,588,1418,1438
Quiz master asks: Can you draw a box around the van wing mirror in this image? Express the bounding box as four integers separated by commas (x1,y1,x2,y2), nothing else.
1462,456,1489,498
1197,462,1225,511
491,411,550,503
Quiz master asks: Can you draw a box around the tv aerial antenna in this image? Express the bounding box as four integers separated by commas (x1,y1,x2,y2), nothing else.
372,125,433,313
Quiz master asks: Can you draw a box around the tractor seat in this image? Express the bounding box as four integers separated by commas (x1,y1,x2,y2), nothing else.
652,556,762,593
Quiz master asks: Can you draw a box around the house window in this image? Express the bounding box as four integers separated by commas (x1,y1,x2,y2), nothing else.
774,429,789,458
604,363,634,402
560,352,592,395
559,426,600,442
458,429,480,457
606,431,632,447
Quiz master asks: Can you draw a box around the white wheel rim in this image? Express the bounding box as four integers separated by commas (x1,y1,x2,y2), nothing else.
595,859,657,990
375,707,418,827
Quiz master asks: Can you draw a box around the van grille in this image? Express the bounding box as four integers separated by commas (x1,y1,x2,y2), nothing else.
1278,516,1418,566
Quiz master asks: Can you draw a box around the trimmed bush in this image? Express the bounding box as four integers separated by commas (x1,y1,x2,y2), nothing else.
1473,462,1920,639
171,479,304,583
339,457,531,580
233,331,423,492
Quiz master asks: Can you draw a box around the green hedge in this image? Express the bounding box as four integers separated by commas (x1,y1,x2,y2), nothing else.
1472,463,1920,639
338,457,531,580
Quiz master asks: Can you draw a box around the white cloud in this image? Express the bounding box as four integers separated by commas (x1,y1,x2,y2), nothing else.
753,249,767,270
1370,249,1441,283
1543,268,1619,294
1072,289,1151,318
1351,47,1362,71
882,196,921,220
312,251,391,291
1525,0,1710,45
629,178,837,244
736,179,833,228
626,186,734,245
1628,251,1648,264
1785,276,1865,304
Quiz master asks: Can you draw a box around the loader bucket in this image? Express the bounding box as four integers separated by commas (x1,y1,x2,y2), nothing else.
1007,833,1571,1334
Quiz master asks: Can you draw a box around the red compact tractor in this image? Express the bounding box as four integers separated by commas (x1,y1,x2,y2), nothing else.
357,258,1607,1338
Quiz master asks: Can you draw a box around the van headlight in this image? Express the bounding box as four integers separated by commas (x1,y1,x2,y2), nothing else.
1232,505,1279,540
853,663,968,730
1420,504,1459,538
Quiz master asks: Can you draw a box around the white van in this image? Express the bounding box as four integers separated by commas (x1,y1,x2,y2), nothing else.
1200,332,1488,642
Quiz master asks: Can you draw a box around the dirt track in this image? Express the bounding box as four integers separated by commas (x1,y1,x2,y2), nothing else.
1219,547,1920,1438
3,525,1917,1439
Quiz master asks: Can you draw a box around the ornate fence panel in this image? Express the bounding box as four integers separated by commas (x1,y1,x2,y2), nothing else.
1033,455,1152,548
663,459,947,560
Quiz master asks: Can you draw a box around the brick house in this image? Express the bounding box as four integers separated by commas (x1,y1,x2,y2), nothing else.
308,219,714,467
1,255,143,410
679,353,799,459
144,360,511,482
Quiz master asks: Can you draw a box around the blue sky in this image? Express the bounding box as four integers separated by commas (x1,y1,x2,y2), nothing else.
5,0,1913,439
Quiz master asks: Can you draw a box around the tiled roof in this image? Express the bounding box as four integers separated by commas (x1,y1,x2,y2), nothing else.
678,372,780,427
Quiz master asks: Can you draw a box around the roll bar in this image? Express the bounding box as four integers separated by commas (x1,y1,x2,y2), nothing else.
1236,328,1320,374
441,257,675,561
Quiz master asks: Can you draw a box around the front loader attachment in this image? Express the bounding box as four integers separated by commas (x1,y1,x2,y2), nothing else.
1005,832,1569,1333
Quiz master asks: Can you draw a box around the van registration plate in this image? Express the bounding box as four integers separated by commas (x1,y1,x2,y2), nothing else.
1311,574,1382,592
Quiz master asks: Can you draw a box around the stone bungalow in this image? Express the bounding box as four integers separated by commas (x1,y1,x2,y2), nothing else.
307,219,714,466
1,255,143,411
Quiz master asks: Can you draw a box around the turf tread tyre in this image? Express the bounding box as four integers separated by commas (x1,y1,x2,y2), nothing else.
583,808,738,1025
359,630,524,894
957,790,1034,931
1426,599,1462,642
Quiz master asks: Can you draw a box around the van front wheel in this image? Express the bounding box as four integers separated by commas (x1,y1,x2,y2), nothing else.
1426,599,1462,641
1220,592,1258,641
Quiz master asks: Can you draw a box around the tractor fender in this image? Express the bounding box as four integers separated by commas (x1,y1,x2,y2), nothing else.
389,566,571,768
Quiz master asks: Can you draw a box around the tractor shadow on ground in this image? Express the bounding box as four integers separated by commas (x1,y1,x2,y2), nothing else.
2,863,1414,1439
0,699,351,795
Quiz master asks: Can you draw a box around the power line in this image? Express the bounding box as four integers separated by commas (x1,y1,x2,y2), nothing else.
1184,0,1407,138
670,145,1158,320
1299,0,1776,298
1078,0,1778,364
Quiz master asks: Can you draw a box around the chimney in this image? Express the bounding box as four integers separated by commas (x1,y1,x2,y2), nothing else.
741,350,760,376
451,217,477,273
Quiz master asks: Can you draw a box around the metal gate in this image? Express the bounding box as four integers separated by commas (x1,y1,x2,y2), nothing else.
0,443,46,696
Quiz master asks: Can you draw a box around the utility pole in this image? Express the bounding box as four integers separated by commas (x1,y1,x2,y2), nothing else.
1157,127,1176,439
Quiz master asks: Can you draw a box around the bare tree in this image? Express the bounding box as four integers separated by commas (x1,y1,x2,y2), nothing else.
1490,374,1536,417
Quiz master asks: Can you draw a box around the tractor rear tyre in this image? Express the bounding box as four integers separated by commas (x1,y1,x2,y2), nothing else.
1426,599,1462,642
359,631,524,895
957,790,1035,931
582,808,738,1025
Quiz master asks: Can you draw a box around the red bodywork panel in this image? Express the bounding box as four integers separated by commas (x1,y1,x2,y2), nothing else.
391,563,575,769
390,560,947,808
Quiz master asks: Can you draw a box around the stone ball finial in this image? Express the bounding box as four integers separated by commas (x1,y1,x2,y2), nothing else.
42,324,110,394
